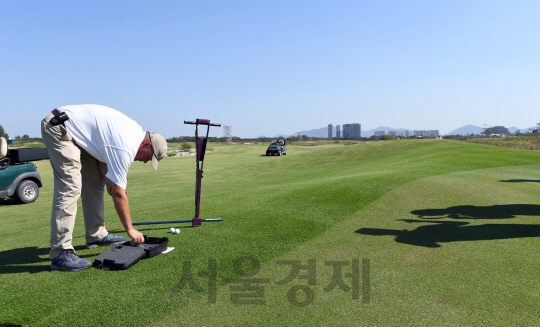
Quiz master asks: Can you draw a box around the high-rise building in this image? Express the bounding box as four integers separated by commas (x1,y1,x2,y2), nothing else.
428,130,439,136
343,124,351,138
388,130,397,136
374,131,385,136
336,125,341,138
351,123,361,138
328,124,333,138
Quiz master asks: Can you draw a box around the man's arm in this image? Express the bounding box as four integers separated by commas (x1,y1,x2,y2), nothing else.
109,183,144,244
97,160,144,244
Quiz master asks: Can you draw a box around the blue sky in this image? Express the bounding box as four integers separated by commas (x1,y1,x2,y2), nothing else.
1,1,539,138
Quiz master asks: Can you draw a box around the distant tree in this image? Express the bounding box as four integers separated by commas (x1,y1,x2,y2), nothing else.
379,135,397,140
491,126,510,135
0,125,8,139
515,130,521,135
482,126,510,135
22,134,29,139
15,135,21,139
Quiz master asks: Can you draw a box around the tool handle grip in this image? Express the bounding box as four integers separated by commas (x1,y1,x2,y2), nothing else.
184,120,221,127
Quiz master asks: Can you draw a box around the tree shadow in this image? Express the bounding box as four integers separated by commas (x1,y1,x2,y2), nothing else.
357,204,540,247
410,204,540,219
500,179,540,183
356,220,540,248
0,246,95,274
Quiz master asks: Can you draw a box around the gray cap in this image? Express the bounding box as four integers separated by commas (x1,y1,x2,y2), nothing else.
148,132,168,170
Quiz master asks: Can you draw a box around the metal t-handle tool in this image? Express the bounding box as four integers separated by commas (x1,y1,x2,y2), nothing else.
184,119,221,226
132,119,224,227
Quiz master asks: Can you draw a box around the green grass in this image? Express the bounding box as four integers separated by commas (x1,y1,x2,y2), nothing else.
2,140,540,326
11,142,47,149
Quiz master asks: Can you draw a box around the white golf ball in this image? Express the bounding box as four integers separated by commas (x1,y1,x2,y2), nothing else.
175,229,180,234
170,227,175,233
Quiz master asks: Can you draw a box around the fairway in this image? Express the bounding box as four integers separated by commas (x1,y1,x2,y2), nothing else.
1,140,540,326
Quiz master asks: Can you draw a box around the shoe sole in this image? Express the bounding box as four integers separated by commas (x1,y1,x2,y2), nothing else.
51,264,92,272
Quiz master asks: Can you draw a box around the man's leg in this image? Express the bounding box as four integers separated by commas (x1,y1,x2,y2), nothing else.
41,113,82,260
80,149,108,243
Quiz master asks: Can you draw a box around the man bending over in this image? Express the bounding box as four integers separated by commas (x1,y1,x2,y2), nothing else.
41,104,167,272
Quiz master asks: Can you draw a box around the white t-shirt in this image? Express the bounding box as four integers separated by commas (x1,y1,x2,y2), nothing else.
57,104,146,189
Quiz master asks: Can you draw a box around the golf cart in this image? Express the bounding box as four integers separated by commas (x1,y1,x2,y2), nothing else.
266,139,287,156
0,137,48,204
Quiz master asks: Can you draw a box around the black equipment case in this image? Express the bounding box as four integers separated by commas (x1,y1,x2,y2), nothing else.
94,236,169,270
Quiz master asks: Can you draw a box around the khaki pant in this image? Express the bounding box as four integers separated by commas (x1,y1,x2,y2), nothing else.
41,112,108,259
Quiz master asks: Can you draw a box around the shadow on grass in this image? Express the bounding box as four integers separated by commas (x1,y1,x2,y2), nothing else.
500,179,540,183
0,247,51,274
357,204,540,247
0,246,95,274
356,220,540,248
410,204,540,219
0,198,21,207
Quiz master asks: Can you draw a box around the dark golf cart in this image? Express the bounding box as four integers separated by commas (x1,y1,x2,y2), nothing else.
0,137,49,204
266,139,287,156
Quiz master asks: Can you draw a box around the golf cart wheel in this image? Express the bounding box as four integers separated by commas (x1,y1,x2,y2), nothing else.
266,151,270,156
278,150,282,156
13,180,39,204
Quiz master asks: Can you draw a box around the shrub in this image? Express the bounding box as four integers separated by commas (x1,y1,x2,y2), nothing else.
181,142,193,150
167,151,177,157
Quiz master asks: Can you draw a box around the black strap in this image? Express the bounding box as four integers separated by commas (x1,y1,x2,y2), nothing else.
50,112,69,126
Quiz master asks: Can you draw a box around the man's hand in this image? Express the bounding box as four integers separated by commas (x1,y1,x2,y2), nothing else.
127,227,145,245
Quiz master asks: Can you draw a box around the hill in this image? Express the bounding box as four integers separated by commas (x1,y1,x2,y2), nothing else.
445,124,484,135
